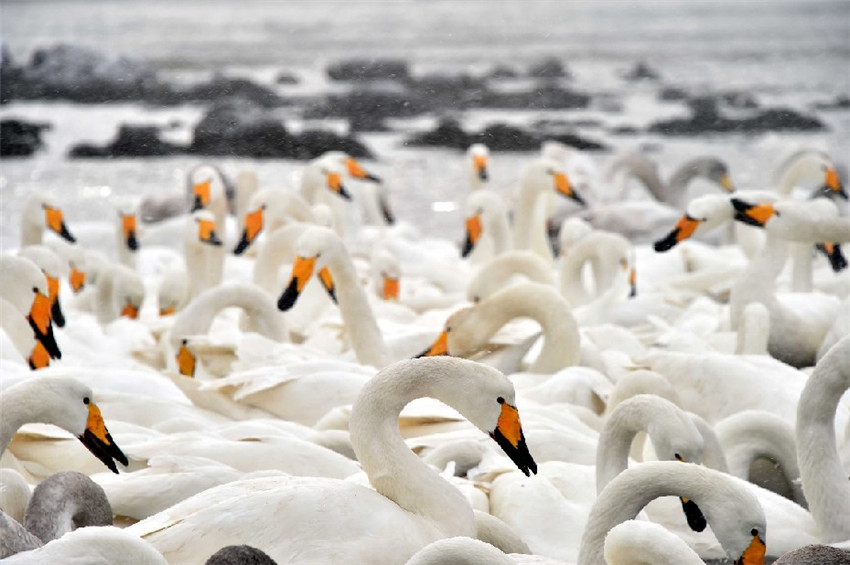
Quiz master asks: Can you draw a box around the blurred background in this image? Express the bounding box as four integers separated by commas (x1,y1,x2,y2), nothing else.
1,0,848,248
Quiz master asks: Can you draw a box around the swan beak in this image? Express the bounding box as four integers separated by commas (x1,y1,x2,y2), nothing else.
70,266,86,294
79,400,129,474
491,398,537,476
473,155,489,181
825,167,847,199
233,206,265,255
731,199,777,228
734,531,766,565
27,290,62,360
346,157,381,183
160,305,176,317
654,214,701,252
380,194,395,224
192,179,211,211
327,172,352,200
46,274,65,327
120,299,139,320
278,255,316,311
176,339,196,377
553,172,586,206
198,218,223,246
318,266,337,304
43,205,76,243
629,268,637,298
122,214,139,252
416,329,450,358
382,275,400,301
28,340,51,370
720,174,735,192
461,215,483,258
816,242,848,272
674,455,707,531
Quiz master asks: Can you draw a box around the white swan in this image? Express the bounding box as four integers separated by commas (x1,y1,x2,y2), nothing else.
189,164,229,236
0,377,128,474
183,209,226,301
1,526,167,564
0,255,61,365
19,195,76,247
126,357,537,564
92,263,145,324
771,147,846,199
603,520,703,565
796,335,850,543
466,143,490,191
559,231,633,307
466,250,556,303
18,245,68,328
461,190,512,262
232,187,316,255
421,282,579,374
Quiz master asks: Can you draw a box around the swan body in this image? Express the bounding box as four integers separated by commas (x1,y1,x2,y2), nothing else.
127,357,537,564
603,520,703,565
1,526,167,564
466,251,556,303
184,209,226,301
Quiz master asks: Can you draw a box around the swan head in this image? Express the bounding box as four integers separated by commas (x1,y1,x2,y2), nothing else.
416,306,477,358
189,164,226,212
654,193,747,251
526,157,586,206
0,255,62,361
461,191,506,258
344,155,382,183
684,156,735,192
371,249,401,301
318,160,351,201
24,196,76,243
467,143,490,182
278,227,340,310
119,211,139,252
822,165,847,199
19,245,68,328
731,199,778,228
233,204,266,255
188,210,223,247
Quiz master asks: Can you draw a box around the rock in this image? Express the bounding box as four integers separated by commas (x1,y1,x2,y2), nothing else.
326,59,410,82
294,130,372,159
0,119,49,157
474,123,539,151
610,125,641,135
528,57,571,79
305,88,431,122
474,84,591,110
720,91,759,109
405,117,470,149
275,71,299,85
408,73,487,106
658,86,690,101
648,100,825,135
623,61,661,81
152,74,285,107
812,94,850,110
485,64,520,79
68,125,185,158
189,98,298,157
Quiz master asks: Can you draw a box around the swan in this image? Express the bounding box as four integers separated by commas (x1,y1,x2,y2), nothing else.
0,377,128,474
420,282,580,374
232,187,316,255
559,231,633,307
513,157,586,263
773,545,850,564
796,335,850,543
126,357,537,564
604,152,735,210
466,143,490,191
466,250,556,303
771,148,847,199
714,410,806,507
92,263,145,324
189,164,229,235
603,520,703,565
0,255,61,364
461,190,512,262
404,537,514,565
18,245,68,328
0,299,50,370
19,195,76,247
578,462,766,565
1,526,167,564
184,209,226,300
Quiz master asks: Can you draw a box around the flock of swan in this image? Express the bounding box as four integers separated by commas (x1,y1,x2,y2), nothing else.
1,142,849,565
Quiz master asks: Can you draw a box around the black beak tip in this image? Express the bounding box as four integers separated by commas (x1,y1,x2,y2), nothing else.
127,233,139,251
60,224,76,243
233,234,250,256
191,196,203,212
365,173,382,183
479,169,488,182
460,235,475,258
681,498,707,532
51,300,66,328
653,230,679,252
278,280,300,311
338,185,352,201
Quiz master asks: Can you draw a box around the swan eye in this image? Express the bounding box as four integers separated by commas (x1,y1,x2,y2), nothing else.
674,453,683,462
497,396,505,405
32,286,39,293
751,528,758,536
83,397,90,405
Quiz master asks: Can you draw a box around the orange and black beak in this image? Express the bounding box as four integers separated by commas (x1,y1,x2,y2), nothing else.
382,274,400,301
120,299,139,320
379,193,395,224
824,167,847,200
160,305,176,317
473,154,489,182
552,171,586,206
69,265,86,294
490,397,537,477
278,255,316,311
197,218,223,246
719,174,735,193
732,198,778,228
192,179,211,211
346,157,382,183
461,214,482,258
28,341,51,370
176,339,196,377
121,214,139,252
415,329,450,358
44,273,65,327
654,214,702,252
816,242,848,272
233,206,264,255
27,288,61,360
734,529,766,565
78,398,129,474
318,266,337,304
629,268,637,298
43,205,76,243
327,171,351,201
674,454,707,532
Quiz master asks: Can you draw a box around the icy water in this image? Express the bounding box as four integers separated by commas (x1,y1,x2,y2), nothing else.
1,0,849,250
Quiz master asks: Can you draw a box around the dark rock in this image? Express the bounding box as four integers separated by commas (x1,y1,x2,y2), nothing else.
623,61,661,81
721,91,759,110
649,101,825,135
812,94,850,110
305,88,431,122
528,57,571,79
68,125,185,158
189,98,298,157
275,71,299,85
544,132,607,151
405,117,470,149
327,59,410,82
294,130,372,159
0,119,49,157
610,125,640,135
658,86,690,101
474,124,539,151
474,84,591,110
408,73,487,106
159,74,284,107
348,113,390,133
485,64,520,79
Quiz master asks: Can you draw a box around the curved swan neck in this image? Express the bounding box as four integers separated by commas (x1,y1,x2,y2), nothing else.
595,396,664,492
796,336,850,542
466,251,555,302
349,362,477,538
0,386,55,454
252,224,304,293
24,471,112,543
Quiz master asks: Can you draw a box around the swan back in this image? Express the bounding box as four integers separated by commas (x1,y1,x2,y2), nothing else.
603,520,703,565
